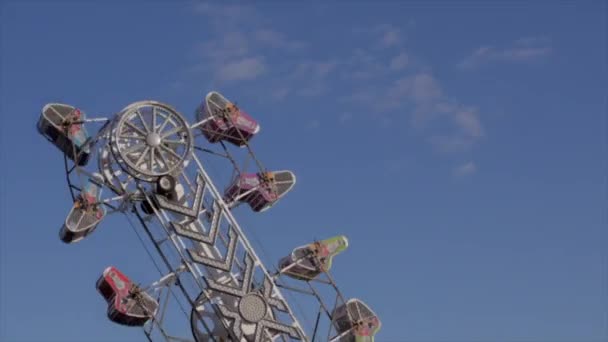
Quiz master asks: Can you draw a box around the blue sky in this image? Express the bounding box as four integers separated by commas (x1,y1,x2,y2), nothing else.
1,1,606,341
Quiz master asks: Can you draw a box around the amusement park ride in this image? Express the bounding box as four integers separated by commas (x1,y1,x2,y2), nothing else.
36,91,382,342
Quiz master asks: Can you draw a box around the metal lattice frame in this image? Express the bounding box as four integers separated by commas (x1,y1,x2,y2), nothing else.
130,150,309,341
58,102,307,341
50,99,374,342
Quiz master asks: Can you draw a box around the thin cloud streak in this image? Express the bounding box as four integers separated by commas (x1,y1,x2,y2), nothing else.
453,161,477,177
458,36,553,69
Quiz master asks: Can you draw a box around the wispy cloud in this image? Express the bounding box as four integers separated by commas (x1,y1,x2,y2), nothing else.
270,87,290,101
428,107,483,153
341,48,386,81
352,24,404,49
341,72,485,156
453,161,477,177
458,36,552,69
454,107,483,139
389,52,409,71
385,73,484,153
381,28,402,48
189,3,341,94
216,57,266,82
293,61,338,79
329,27,492,159
193,2,258,26
278,60,338,97
190,30,260,83
407,73,442,103
186,5,488,174
188,3,306,84
253,29,307,51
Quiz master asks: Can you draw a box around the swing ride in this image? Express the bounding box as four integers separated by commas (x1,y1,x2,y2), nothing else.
37,91,382,341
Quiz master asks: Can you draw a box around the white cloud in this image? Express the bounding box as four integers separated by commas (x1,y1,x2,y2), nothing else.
189,3,308,85
283,60,337,97
514,35,551,46
346,70,376,80
191,8,487,170
458,46,492,69
354,24,404,49
337,87,380,108
216,57,266,82
192,1,212,13
193,2,258,27
383,73,443,110
254,29,306,51
430,135,476,153
294,60,337,79
169,80,183,90
270,87,290,101
186,9,490,178
390,52,409,70
459,36,552,69
341,48,385,81
453,162,477,177
410,73,442,103
296,83,328,97
425,106,483,153
454,107,483,138
188,7,485,164
350,71,484,153
500,46,552,61
197,31,250,63
349,48,375,65
381,28,402,48
254,29,283,45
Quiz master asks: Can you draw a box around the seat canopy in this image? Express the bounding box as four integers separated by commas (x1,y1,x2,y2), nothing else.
279,236,349,281
60,178,106,244
332,298,381,342
37,103,90,165
96,266,158,327
224,170,296,212
196,91,260,147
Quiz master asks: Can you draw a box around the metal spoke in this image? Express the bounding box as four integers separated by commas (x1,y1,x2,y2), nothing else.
148,147,155,171
160,144,182,161
119,134,145,140
125,121,147,136
158,113,171,135
152,107,157,132
135,109,151,133
162,126,183,139
135,146,150,167
163,139,186,145
158,149,176,167
155,147,168,171
165,150,181,166
124,143,146,155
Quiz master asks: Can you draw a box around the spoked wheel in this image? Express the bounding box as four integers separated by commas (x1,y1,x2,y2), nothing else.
191,292,233,342
111,101,192,181
190,290,278,342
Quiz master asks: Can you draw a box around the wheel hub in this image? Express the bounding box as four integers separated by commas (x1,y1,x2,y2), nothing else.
146,133,161,147
238,293,267,323
112,101,193,180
